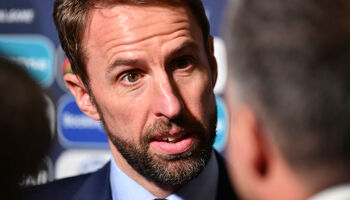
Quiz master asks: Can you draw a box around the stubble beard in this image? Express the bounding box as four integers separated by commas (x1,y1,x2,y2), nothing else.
95,101,217,186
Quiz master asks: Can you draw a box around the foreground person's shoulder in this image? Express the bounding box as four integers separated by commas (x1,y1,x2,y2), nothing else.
21,173,92,200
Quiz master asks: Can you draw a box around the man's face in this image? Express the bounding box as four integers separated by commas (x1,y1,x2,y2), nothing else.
81,4,217,185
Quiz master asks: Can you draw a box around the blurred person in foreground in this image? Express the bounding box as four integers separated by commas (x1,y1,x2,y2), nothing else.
224,0,350,199
0,57,51,199
23,0,238,199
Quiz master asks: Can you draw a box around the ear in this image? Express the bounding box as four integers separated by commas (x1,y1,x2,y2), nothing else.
208,35,218,87
251,114,269,179
64,73,101,121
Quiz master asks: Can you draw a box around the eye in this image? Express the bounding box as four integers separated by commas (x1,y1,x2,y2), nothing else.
171,56,193,70
122,72,140,83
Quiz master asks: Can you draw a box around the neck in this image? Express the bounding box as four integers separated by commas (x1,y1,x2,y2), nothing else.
109,143,180,198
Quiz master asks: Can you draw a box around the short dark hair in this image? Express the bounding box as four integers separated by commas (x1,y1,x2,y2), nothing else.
53,0,210,88
0,57,51,198
226,0,350,185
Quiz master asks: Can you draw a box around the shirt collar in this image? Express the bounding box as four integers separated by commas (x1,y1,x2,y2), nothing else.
308,183,350,200
110,151,218,200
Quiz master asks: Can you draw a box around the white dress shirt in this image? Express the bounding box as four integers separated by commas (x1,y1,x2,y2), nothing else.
309,184,350,200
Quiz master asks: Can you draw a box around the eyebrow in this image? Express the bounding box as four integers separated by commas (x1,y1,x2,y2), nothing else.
106,58,141,75
168,41,200,59
106,41,200,75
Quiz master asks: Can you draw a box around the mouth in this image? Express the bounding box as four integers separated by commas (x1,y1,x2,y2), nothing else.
150,131,196,155
152,131,187,143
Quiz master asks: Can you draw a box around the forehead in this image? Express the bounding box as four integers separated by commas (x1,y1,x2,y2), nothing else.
82,4,201,59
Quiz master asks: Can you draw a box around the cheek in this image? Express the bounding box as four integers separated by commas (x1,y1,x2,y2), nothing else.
226,121,242,176
94,91,148,142
226,125,236,180
227,137,250,200
181,73,215,116
200,83,217,124
227,119,257,200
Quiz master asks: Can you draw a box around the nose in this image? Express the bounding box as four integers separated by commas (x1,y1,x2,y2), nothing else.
151,74,183,119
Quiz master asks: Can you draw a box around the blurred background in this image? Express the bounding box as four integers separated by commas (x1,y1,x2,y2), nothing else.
0,0,230,186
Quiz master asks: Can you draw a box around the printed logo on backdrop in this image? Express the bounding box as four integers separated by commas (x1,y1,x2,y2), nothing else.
57,94,109,148
20,157,54,186
213,96,228,152
55,150,111,179
0,35,55,87
55,45,73,92
0,8,35,24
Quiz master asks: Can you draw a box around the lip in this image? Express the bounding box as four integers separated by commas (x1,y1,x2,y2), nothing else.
150,131,196,155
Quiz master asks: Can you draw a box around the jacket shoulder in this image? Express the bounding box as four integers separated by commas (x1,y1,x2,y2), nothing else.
215,151,240,200
21,162,111,200
21,173,92,200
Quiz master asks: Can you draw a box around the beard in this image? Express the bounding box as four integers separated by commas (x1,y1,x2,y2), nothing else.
93,96,217,186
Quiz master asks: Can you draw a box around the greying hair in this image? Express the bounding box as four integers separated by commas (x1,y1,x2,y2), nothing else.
226,0,350,186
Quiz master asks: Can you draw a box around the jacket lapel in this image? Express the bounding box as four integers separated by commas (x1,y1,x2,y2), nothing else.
73,162,112,200
215,151,240,200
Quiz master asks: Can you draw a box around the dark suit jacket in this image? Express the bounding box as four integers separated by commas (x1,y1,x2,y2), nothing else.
22,152,239,200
